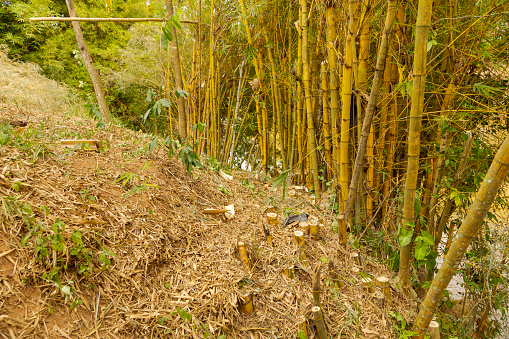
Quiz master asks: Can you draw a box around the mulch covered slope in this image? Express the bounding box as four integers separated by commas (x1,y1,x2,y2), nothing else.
0,105,414,338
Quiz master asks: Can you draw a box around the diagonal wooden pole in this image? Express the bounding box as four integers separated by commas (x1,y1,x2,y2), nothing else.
64,0,111,124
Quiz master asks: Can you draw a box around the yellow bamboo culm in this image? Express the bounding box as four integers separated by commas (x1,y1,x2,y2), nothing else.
267,212,278,226
237,241,250,270
312,306,327,339
298,317,308,338
299,220,310,235
240,293,254,314
428,321,440,339
285,265,295,279
376,276,391,302
337,214,347,245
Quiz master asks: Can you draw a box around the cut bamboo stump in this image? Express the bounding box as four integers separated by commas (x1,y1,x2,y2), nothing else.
428,321,440,339
312,306,327,339
294,230,305,246
263,224,273,246
337,214,347,245
284,265,295,279
267,212,277,226
375,276,391,302
350,251,361,266
294,231,309,266
309,218,319,239
240,293,253,314
362,276,373,293
237,241,250,270
298,317,308,338
299,220,309,235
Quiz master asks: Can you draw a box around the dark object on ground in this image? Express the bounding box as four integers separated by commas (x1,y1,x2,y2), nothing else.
283,213,309,228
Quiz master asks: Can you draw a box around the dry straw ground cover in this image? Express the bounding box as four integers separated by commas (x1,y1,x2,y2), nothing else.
0,105,416,338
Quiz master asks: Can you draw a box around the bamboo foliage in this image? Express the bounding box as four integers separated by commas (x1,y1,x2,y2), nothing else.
413,132,509,337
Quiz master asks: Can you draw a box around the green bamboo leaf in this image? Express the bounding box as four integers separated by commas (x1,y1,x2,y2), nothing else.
398,227,413,247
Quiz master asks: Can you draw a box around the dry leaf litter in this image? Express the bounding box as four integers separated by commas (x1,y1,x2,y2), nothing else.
0,105,417,338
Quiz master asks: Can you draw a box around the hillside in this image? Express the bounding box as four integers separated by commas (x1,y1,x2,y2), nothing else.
0,104,419,338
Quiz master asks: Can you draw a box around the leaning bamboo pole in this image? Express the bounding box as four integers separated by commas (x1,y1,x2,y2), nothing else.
64,0,111,124
398,0,433,291
300,0,321,193
413,134,509,337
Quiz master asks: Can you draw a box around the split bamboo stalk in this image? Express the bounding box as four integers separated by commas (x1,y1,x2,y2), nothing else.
398,0,434,291
300,0,321,193
312,306,327,339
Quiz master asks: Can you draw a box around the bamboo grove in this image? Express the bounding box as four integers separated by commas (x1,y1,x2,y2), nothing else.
159,0,509,334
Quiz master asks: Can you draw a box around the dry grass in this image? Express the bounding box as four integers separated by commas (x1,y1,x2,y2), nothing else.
0,105,418,338
0,51,78,113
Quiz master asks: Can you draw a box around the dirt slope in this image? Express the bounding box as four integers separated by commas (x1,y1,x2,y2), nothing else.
0,105,413,338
